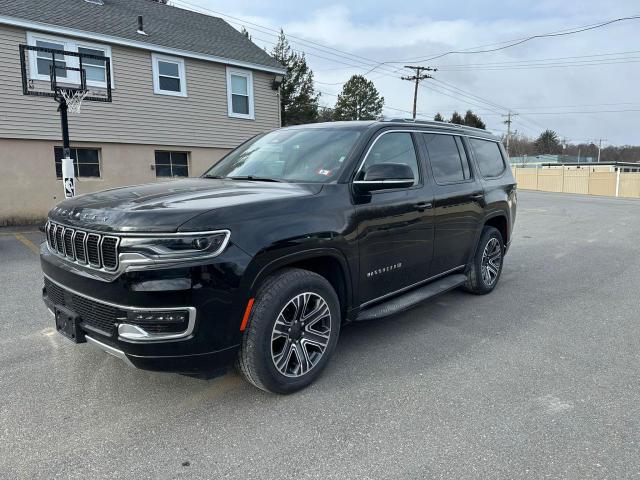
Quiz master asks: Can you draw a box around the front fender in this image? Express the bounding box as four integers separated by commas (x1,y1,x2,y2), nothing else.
241,246,355,311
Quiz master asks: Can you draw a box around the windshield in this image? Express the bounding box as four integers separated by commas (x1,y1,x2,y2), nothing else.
204,127,362,183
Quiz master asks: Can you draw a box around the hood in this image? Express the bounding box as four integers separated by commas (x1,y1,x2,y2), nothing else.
48,178,323,233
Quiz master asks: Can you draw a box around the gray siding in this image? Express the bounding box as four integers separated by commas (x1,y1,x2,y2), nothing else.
0,25,281,148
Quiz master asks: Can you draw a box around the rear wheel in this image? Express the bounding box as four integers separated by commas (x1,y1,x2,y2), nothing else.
463,226,504,295
236,268,340,394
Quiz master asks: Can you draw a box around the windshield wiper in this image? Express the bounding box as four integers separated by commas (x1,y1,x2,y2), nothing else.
228,176,283,182
202,174,225,179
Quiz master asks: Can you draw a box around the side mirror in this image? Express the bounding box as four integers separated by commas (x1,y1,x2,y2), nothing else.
354,163,415,192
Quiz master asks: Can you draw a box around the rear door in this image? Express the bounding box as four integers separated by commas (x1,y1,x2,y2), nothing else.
420,133,485,276
354,131,435,305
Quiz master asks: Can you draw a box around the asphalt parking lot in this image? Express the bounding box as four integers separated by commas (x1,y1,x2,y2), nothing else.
1,190,639,479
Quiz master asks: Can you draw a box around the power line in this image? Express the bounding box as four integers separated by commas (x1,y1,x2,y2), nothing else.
388,14,640,64
432,49,640,68
435,57,640,72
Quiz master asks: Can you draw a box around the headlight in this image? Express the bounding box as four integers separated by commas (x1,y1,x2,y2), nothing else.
119,230,230,263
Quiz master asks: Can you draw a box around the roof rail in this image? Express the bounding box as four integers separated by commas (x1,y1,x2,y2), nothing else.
377,116,494,134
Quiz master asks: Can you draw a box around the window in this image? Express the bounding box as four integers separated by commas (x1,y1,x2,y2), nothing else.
469,138,506,178
54,147,101,178
34,39,68,80
226,68,254,119
155,151,189,178
423,134,472,184
78,46,108,84
359,132,420,186
27,32,112,88
152,54,187,96
205,128,361,183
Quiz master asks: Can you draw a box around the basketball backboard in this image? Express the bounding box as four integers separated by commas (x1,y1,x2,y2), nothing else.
19,44,112,103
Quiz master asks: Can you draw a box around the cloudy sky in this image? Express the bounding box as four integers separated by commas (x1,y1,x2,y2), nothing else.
176,0,639,145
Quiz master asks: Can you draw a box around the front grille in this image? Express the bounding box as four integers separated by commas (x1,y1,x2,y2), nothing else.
44,278,191,337
44,278,122,335
45,221,119,271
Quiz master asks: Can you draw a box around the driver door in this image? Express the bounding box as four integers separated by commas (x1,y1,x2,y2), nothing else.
353,131,435,305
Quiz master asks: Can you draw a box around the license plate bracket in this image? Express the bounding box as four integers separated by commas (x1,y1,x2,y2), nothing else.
54,305,86,343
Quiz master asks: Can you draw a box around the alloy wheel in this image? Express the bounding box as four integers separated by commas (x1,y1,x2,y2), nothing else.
270,292,332,378
481,237,502,286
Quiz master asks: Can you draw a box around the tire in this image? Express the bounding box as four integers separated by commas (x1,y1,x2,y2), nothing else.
236,268,341,394
463,226,504,295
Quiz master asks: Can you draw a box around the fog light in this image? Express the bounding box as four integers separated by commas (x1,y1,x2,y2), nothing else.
126,310,189,324
118,309,192,341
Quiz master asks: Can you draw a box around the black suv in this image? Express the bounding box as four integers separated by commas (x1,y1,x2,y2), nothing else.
41,119,516,393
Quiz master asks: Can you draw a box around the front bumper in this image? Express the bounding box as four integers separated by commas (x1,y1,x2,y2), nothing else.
40,241,252,373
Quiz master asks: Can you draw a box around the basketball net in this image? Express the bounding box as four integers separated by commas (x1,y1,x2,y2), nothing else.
60,89,90,114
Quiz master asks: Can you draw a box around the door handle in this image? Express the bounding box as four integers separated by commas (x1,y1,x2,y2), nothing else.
413,202,433,211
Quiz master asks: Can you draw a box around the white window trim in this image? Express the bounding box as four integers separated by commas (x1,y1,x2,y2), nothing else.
152,53,187,97
26,31,114,89
226,67,255,120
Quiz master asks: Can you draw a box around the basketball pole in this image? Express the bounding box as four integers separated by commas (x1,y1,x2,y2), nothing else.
57,96,75,198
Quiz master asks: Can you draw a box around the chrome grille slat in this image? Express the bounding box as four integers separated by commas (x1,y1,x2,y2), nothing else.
86,233,101,268
74,231,87,263
101,236,119,271
54,226,64,255
64,229,75,259
45,221,119,272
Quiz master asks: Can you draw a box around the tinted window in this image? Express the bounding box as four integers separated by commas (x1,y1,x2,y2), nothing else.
469,138,505,177
423,134,471,183
360,132,419,186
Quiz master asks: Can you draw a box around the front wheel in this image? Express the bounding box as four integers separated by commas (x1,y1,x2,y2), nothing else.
236,268,341,394
463,226,504,295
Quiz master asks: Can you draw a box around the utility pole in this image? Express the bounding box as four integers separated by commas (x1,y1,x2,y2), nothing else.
401,66,437,120
502,111,518,156
595,138,607,162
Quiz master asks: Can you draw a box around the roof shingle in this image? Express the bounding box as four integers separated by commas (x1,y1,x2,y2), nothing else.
0,0,283,71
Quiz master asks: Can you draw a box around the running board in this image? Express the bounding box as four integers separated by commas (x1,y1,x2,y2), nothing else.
355,274,467,321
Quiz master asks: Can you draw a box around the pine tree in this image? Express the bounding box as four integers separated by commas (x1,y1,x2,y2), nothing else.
535,129,561,154
463,110,486,129
450,111,464,124
272,30,320,125
434,113,445,122
240,26,251,41
333,75,384,121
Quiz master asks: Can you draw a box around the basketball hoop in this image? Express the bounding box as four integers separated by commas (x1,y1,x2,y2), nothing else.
59,89,90,114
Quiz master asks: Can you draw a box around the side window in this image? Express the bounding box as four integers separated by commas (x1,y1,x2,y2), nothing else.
152,54,187,97
423,134,472,184
226,68,255,119
469,138,506,178
359,132,420,186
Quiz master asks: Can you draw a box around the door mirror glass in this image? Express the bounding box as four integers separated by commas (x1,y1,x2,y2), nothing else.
355,163,415,191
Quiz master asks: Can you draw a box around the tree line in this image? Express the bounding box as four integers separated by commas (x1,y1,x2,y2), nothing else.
508,129,640,163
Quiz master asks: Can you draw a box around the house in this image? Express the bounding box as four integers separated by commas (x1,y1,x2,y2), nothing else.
0,0,285,224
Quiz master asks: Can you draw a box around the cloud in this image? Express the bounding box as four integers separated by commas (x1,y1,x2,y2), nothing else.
187,0,640,144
